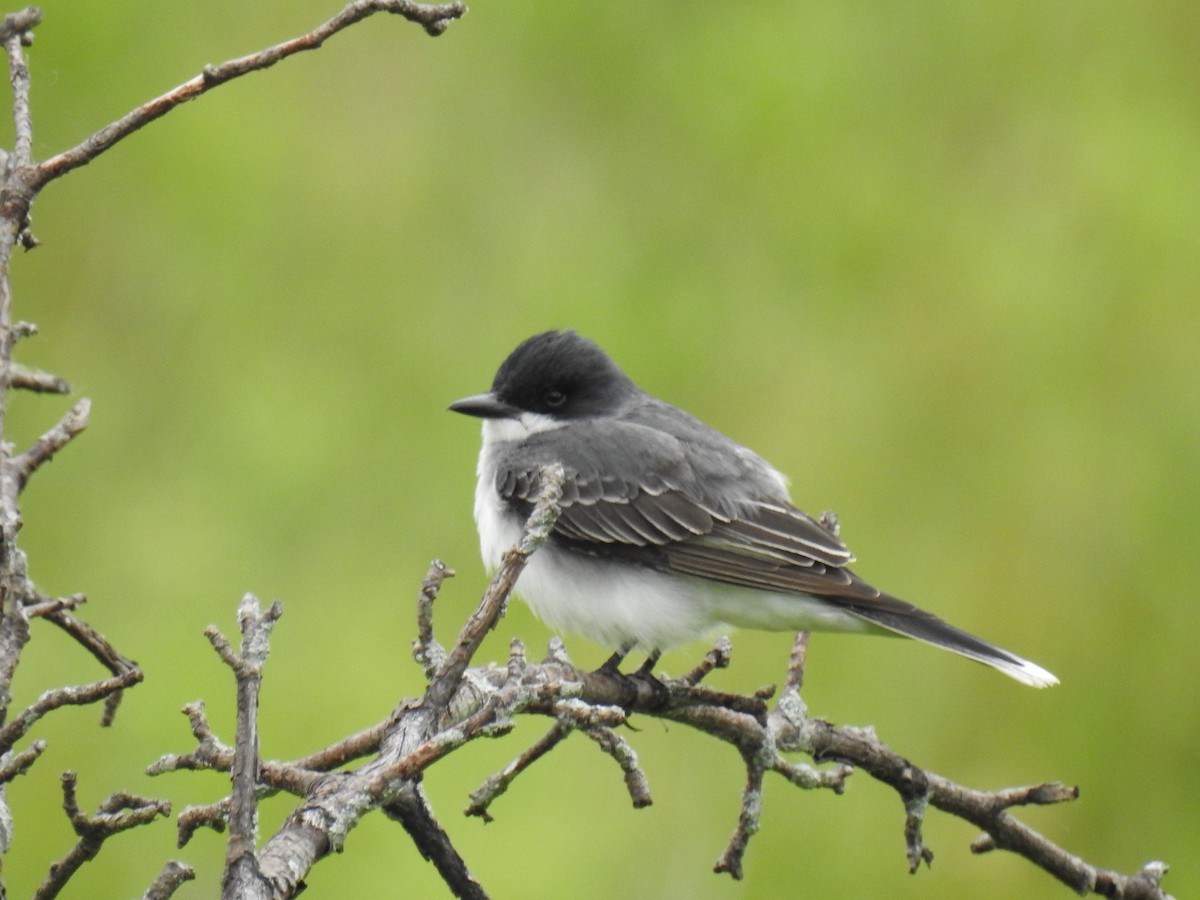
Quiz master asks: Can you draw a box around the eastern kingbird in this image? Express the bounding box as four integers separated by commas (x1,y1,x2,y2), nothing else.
449,330,1057,688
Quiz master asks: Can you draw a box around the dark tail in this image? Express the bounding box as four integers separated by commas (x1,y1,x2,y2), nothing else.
846,594,1058,688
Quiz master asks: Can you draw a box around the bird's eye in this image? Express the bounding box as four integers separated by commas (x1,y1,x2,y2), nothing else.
544,388,567,408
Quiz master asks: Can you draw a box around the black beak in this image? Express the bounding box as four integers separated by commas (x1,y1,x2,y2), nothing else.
448,392,519,419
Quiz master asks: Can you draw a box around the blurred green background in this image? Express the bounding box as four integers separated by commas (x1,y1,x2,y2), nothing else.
4,1,1197,897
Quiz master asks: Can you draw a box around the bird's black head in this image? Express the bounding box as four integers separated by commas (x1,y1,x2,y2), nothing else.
493,330,639,418
450,331,638,421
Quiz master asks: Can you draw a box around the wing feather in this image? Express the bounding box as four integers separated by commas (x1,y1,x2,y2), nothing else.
490,415,860,596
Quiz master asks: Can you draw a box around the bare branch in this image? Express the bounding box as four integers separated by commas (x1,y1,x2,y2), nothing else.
413,559,454,678
465,721,571,822
0,7,40,46
160,459,1173,898
21,591,85,617
792,713,1173,897
425,464,564,708
0,668,141,755
0,589,32,716
206,595,282,895
678,635,732,685
578,720,651,808
10,397,90,491
38,604,141,726
0,735,44,784
3,8,35,167
32,0,467,189
713,758,763,879
176,800,230,848
784,629,809,692
34,772,171,900
1,9,38,249
290,721,387,771
7,362,70,393
141,860,197,900
147,700,325,799
384,782,486,900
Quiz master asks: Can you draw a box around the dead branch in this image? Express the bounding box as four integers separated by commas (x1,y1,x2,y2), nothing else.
34,772,171,900
217,595,283,896
0,2,1175,897
10,397,89,491
0,3,465,893
152,464,1174,899
141,859,197,900
7,362,70,393
0,668,142,755
29,0,466,194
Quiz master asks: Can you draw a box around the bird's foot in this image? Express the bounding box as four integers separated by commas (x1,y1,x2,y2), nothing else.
592,648,669,711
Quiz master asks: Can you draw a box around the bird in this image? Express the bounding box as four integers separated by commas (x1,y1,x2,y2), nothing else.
449,330,1057,688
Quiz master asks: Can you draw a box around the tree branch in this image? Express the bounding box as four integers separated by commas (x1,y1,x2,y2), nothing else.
9,397,89,492
154,468,567,899
0,668,142,755
156,461,1173,899
6,361,70,393
34,772,171,900
31,0,467,190
384,782,486,900
0,4,1165,896
0,3,467,896
216,594,283,897
141,859,196,900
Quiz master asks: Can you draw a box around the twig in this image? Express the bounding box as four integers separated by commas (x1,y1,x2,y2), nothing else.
0,668,142,754
385,782,486,900
291,721,388,771
4,8,35,167
425,464,564,709
141,860,197,900
212,594,282,895
7,361,70,393
147,699,339,796
10,397,90,491
22,591,85,617
713,758,764,879
34,772,171,900
32,0,467,190
0,735,43,783
794,715,1174,897
413,558,454,678
177,800,231,848
0,7,41,45
578,721,651,808
465,721,571,821
2,7,38,249
784,630,809,691
679,636,732,685
39,605,142,726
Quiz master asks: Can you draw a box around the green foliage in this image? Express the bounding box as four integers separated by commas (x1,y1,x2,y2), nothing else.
6,0,1197,896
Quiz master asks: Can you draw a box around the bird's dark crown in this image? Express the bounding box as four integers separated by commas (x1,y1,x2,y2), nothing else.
492,331,637,418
